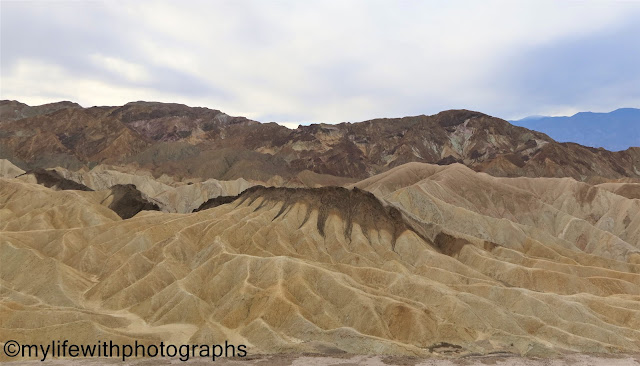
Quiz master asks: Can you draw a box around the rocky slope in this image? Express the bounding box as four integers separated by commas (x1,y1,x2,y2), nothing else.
1,162,639,359
35,165,254,213
0,159,25,178
1,101,638,182
0,100,82,121
2,100,639,360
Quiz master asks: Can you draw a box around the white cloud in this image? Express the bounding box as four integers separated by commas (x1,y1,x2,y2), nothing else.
2,0,639,121
90,54,150,83
1,59,217,108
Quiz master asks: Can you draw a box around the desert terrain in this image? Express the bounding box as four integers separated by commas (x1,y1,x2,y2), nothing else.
1,101,639,364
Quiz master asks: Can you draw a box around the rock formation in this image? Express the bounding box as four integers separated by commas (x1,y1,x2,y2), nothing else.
1,100,639,360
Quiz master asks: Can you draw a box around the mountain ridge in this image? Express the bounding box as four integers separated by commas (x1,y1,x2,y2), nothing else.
1,100,638,183
511,107,640,151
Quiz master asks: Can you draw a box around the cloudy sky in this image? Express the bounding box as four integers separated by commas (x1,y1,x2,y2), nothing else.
2,0,639,127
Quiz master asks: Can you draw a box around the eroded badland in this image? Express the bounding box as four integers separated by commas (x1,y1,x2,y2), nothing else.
1,101,639,363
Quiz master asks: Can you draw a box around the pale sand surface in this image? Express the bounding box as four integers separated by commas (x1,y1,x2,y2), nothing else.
3,354,640,366
3,163,640,357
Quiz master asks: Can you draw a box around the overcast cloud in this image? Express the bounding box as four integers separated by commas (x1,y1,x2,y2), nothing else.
2,0,639,127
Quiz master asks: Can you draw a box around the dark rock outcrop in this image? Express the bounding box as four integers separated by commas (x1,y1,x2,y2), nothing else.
105,184,160,219
19,169,93,191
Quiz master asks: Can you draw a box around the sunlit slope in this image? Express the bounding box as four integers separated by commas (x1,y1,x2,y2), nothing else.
1,170,640,359
0,178,120,230
0,159,25,178
353,163,640,263
597,182,640,200
31,166,254,213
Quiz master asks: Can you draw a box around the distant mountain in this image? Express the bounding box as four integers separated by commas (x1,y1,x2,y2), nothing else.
0,100,82,121
1,100,639,182
511,108,640,151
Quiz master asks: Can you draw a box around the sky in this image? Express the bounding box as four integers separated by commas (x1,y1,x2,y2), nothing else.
1,0,639,129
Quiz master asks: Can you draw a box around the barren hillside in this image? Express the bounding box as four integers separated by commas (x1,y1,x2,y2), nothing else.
1,101,639,361
2,101,638,182
1,162,639,360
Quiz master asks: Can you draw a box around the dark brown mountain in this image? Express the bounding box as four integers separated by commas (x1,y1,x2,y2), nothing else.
106,184,161,219
17,168,93,191
0,100,82,121
194,195,238,211
1,100,638,182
